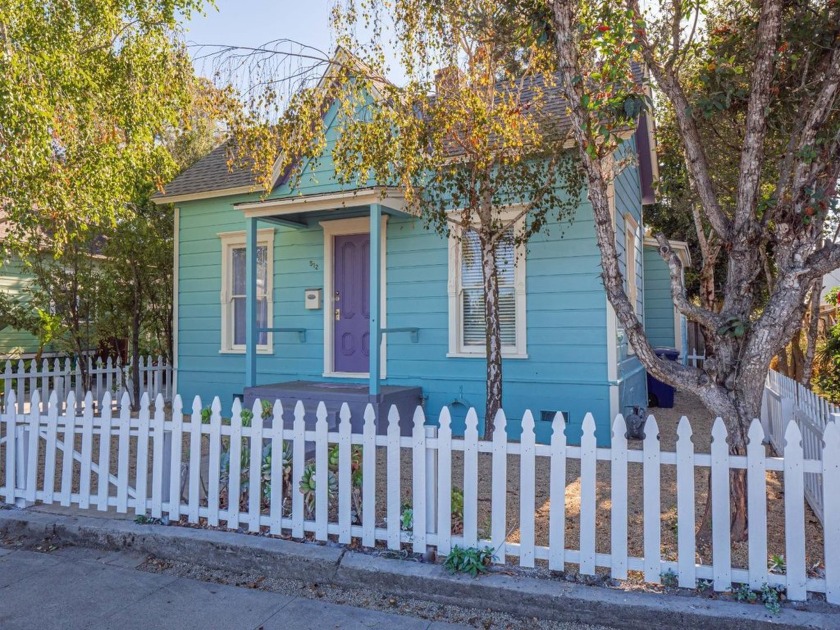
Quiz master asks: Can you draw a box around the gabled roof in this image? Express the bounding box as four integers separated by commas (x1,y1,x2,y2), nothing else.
152,48,374,205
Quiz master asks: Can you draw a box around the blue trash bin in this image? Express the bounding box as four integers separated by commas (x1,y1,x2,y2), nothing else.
647,347,679,408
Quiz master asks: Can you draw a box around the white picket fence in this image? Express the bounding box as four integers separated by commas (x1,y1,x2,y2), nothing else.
1,389,838,605
762,370,838,527
0,355,172,412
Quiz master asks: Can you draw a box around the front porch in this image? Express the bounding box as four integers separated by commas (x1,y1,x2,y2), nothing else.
243,381,422,436
235,187,421,432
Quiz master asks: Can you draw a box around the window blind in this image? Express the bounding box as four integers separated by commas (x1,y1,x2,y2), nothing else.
461,229,516,348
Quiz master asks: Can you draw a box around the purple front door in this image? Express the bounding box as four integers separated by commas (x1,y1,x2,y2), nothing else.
333,233,370,373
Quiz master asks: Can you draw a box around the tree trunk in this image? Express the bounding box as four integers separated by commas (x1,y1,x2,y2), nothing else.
131,267,142,412
695,370,764,542
777,344,790,377
789,329,805,382
699,258,717,312
802,278,822,386
481,232,502,440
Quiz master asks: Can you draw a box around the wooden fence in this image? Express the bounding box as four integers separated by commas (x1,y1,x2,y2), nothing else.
1,389,838,605
0,355,172,412
762,369,838,527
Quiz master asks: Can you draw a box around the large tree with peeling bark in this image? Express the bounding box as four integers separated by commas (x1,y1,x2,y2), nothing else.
550,0,840,539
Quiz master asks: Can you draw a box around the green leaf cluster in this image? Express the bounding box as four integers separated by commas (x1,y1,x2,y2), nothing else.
0,0,210,251
443,545,496,577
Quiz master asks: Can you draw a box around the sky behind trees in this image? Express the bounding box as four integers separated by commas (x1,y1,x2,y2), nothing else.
184,0,406,83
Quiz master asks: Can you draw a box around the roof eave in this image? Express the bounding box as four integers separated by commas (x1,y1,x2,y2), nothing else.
151,185,262,205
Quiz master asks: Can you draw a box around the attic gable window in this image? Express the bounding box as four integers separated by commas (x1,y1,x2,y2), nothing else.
219,229,275,354
447,214,527,359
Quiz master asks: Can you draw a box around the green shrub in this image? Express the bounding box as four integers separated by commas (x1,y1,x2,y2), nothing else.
735,583,757,603
761,584,784,615
443,546,496,577
660,569,678,588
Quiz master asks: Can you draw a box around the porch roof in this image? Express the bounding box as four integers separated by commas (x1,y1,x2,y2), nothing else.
233,187,409,226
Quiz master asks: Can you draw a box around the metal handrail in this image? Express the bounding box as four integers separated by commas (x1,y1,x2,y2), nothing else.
380,327,419,343
257,327,306,342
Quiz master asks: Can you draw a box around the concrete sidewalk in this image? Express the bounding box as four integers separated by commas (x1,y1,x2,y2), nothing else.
0,545,466,630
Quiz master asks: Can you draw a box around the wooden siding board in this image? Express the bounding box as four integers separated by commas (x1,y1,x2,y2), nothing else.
613,139,648,414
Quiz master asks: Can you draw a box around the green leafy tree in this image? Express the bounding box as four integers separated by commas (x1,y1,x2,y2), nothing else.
97,79,228,406
1,229,104,384
0,0,209,251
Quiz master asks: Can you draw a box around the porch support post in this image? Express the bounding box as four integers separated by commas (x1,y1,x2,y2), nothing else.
245,216,258,388
369,204,382,397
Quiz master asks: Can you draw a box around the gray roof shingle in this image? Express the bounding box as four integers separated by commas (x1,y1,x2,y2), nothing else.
152,142,261,200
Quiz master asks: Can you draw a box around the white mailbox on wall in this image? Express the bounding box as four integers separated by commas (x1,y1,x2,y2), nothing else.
305,288,322,310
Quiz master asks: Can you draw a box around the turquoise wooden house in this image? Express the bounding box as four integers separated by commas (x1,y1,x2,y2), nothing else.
153,61,668,446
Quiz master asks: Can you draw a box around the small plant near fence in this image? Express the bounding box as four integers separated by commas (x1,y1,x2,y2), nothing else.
735,583,757,603
768,554,786,574
761,584,785,615
733,583,786,615
220,441,293,510
298,444,363,521
398,485,465,535
660,569,679,588
444,545,496,577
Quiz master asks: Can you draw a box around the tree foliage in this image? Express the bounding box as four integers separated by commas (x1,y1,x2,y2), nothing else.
0,0,208,251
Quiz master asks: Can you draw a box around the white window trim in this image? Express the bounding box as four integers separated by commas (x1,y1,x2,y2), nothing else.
624,212,640,313
447,211,528,359
320,216,388,379
624,212,640,357
218,228,275,355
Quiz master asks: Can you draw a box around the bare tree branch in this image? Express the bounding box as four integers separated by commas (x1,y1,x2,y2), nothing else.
653,232,724,330
552,1,707,391
733,0,782,231
625,0,732,240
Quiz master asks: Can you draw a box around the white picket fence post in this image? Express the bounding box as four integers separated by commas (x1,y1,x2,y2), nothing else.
424,424,438,540
2,387,837,602
675,416,695,588
823,421,840,605
411,406,427,555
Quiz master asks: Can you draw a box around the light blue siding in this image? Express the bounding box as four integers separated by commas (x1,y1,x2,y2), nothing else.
612,138,647,415
176,196,613,444
643,245,677,349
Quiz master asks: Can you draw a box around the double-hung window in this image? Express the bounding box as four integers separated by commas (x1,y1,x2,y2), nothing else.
219,229,274,353
448,217,527,358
